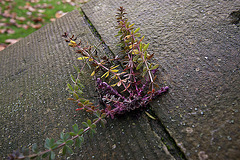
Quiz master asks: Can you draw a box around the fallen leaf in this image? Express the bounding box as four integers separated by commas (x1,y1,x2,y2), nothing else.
9,18,16,24
5,0,14,3
25,2,31,8
0,29,7,34
0,18,7,22
0,23,7,27
31,23,42,29
38,9,45,13
32,17,43,23
34,3,54,9
15,23,22,28
7,28,15,34
0,1,6,5
11,12,17,19
22,24,29,29
2,10,11,18
30,0,40,3
55,11,67,18
50,18,56,22
16,16,26,21
26,11,32,16
0,44,7,51
28,6,36,12
47,5,54,9
5,38,21,45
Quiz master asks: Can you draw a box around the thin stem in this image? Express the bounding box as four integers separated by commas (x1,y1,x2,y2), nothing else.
16,117,103,159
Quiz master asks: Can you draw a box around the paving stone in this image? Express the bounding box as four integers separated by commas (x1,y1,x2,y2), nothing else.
82,1,240,159
0,10,172,159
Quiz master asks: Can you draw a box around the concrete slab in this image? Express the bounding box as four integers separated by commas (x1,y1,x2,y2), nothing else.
82,0,240,159
0,10,173,160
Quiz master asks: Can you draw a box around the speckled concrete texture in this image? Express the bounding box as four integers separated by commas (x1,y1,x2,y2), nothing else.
82,0,240,159
0,10,173,160
1,1,240,159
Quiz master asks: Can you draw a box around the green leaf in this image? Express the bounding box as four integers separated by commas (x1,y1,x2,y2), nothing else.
44,138,50,149
87,119,92,126
60,132,64,140
66,139,74,145
50,144,58,150
100,119,107,128
36,156,42,160
91,128,96,134
135,33,141,37
32,143,38,153
100,120,105,128
82,122,88,128
129,23,135,28
149,63,153,69
22,147,29,156
72,124,78,133
140,42,143,51
101,113,107,119
133,55,140,62
70,74,75,83
77,90,83,95
42,152,50,158
91,124,96,129
73,65,80,73
67,83,73,91
79,98,86,103
144,51,147,60
84,100,89,105
68,90,74,94
134,27,140,34
142,67,148,77
69,132,76,136
73,93,79,99
79,136,84,143
66,145,73,154
63,133,70,141
74,85,79,90
143,43,149,52
56,140,64,145
50,151,55,160
151,64,159,70
78,129,84,135
48,138,56,149
136,62,143,70
62,146,67,156
76,79,84,89
30,155,38,159
90,130,95,137
93,118,99,123
75,136,84,148
94,110,101,117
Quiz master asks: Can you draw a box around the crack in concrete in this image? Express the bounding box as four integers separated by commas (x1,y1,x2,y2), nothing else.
146,107,187,160
81,9,187,160
81,9,115,58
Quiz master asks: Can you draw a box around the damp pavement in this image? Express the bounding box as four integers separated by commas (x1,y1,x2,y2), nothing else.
1,0,240,159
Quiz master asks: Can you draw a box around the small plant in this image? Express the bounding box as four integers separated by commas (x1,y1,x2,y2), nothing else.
8,7,168,160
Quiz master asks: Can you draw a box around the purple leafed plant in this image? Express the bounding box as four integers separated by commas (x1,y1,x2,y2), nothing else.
8,7,168,160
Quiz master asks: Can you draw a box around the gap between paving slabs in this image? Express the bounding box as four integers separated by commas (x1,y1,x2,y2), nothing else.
81,9,187,160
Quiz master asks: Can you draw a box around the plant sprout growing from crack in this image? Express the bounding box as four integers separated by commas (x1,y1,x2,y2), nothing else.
8,7,168,160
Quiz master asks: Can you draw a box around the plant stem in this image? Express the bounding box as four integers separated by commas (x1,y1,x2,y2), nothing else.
16,117,103,159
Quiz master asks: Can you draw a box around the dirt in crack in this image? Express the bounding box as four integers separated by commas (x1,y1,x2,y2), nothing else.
146,108,187,160
80,8,186,160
